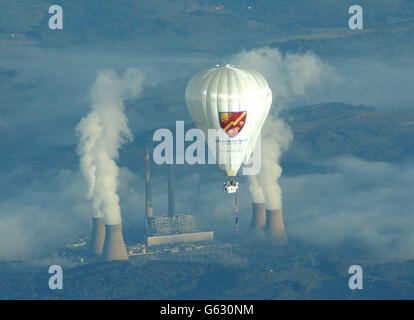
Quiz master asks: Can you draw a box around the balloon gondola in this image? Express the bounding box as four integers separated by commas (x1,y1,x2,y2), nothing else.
223,179,239,193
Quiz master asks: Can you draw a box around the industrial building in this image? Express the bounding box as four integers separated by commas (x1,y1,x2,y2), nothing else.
146,214,197,236
266,209,288,245
87,145,214,261
143,145,214,248
250,202,266,229
147,231,214,247
250,202,288,246
145,214,214,247
90,217,105,255
86,142,290,262
102,223,128,261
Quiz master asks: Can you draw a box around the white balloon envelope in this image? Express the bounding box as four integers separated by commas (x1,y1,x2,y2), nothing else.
185,64,272,178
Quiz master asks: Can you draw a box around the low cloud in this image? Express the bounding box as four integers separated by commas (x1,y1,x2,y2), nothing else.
0,170,90,260
283,156,414,261
231,47,338,110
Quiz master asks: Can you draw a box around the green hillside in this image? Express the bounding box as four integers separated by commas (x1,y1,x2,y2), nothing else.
1,247,414,299
1,0,414,55
286,103,414,162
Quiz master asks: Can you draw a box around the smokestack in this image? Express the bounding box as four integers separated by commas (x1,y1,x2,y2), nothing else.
265,209,288,246
145,145,153,218
168,164,175,218
102,224,128,261
250,203,266,229
90,217,105,255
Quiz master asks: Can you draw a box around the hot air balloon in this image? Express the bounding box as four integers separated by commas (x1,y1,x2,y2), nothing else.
185,64,272,193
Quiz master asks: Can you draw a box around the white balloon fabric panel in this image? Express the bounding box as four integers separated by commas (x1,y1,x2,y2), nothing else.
185,65,272,176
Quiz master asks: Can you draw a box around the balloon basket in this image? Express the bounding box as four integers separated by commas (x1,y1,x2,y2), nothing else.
223,179,239,193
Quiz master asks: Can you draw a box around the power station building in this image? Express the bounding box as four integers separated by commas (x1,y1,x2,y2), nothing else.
145,214,213,247
146,214,197,236
144,146,213,248
250,201,288,246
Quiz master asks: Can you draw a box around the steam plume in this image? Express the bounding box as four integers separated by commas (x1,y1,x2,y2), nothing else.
257,117,292,210
76,68,144,225
248,175,265,204
232,47,334,209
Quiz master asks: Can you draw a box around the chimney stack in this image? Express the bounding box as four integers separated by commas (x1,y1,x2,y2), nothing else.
265,209,288,246
90,217,105,255
145,145,153,218
102,224,128,261
168,164,175,218
250,203,266,229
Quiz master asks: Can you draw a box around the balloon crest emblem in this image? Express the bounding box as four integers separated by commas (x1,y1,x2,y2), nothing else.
219,111,247,138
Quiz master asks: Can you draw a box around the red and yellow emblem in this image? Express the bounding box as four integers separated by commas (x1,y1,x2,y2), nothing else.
219,111,247,138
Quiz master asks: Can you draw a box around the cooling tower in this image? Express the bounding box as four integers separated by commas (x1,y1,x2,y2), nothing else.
145,145,153,218
250,203,266,229
168,164,175,218
102,224,128,261
90,217,105,255
265,209,288,246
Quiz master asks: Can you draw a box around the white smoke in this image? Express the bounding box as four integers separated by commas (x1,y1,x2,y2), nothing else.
248,175,265,204
232,47,334,110
256,117,293,210
232,47,335,209
76,68,144,225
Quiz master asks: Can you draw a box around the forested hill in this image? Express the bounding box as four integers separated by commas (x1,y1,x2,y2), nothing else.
1,0,414,56
285,103,414,162
1,252,414,299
